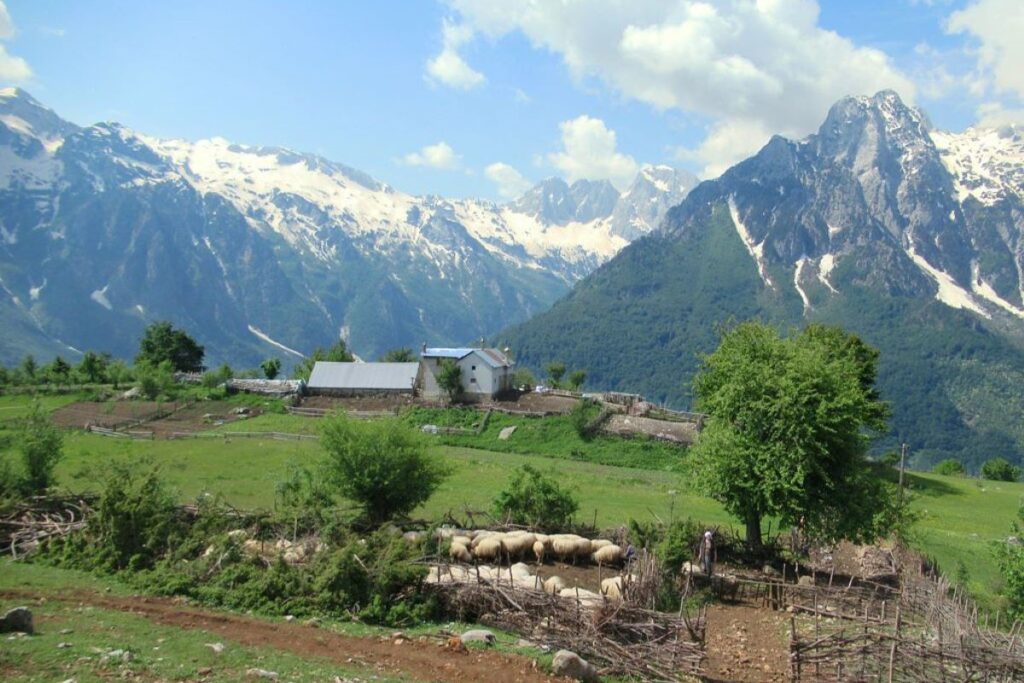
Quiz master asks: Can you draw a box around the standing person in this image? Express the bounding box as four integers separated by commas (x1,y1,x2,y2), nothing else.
698,530,715,576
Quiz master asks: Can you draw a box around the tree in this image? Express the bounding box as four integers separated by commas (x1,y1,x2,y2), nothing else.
19,354,37,383
492,465,579,530
46,356,72,385
293,339,354,381
261,357,282,380
17,402,64,494
691,322,894,549
933,459,966,476
106,360,132,389
381,348,416,362
512,368,536,390
994,504,1024,621
981,458,1020,482
437,360,462,403
77,351,110,384
545,362,566,388
568,369,587,391
136,321,204,372
320,415,448,525
135,360,175,400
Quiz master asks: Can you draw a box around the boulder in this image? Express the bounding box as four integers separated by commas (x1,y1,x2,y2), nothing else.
460,629,496,645
0,607,33,634
552,649,600,682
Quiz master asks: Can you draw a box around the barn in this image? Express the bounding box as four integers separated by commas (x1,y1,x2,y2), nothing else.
306,361,420,396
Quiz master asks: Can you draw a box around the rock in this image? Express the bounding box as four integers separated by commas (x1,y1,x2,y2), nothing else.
498,426,517,440
198,667,213,676
101,649,133,663
0,606,34,634
284,615,295,622
246,669,279,680
205,642,225,654
60,628,74,635
121,387,141,399
460,629,496,645
552,649,600,682
763,564,781,577
58,642,73,649
798,575,815,587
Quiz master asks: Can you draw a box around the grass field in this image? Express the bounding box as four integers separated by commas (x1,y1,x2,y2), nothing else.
5,394,1022,609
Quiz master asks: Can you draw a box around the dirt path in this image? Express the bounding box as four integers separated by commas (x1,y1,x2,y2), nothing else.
703,604,790,682
1,589,560,683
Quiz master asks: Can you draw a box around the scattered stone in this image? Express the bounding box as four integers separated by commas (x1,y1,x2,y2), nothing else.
101,648,134,663
0,606,34,634
246,668,279,680
198,667,213,676
205,642,225,654
284,615,295,622
60,628,74,635
498,426,517,440
57,642,73,649
460,629,496,646
552,649,600,682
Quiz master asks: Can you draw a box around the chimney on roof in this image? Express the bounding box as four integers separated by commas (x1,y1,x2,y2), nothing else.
421,342,427,353
479,337,485,349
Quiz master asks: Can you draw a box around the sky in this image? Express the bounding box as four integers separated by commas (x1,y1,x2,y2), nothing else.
1,0,1021,200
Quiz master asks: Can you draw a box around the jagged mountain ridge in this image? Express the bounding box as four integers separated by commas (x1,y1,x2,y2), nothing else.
499,91,1024,470
0,88,693,365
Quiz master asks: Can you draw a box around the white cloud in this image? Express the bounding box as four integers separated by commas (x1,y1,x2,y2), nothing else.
401,141,461,170
675,119,775,179
947,0,1024,100
426,19,485,90
975,101,1024,127
0,2,30,81
485,162,532,199
547,115,638,189
443,0,914,175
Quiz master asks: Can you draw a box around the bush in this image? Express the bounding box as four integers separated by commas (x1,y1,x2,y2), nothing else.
933,459,966,476
981,457,1020,482
320,415,448,525
492,464,578,530
994,505,1024,621
16,402,64,494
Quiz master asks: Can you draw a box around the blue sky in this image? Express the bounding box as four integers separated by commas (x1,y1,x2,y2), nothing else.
2,1,1021,199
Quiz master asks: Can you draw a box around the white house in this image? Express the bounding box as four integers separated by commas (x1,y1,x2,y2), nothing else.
419,346,514,400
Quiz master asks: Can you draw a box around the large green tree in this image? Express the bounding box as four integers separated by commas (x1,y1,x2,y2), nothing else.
136,321,205,373
691,322,895,549
320,415,448,525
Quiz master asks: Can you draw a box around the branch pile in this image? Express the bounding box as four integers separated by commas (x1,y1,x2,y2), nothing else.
0,496,93,558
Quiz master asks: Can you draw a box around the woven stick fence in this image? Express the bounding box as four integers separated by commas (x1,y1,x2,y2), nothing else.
428,572,706,681
0,496,94,559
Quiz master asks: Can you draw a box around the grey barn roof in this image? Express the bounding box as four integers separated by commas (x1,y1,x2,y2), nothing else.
307,362,419,391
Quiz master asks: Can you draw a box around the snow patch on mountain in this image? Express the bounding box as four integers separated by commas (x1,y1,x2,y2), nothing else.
971,261,1024,319
818,254,839,293
932,126,1024,206
247,325,305,358
90,286,112,311
794,257,811,312
728,197,774,289
906,241,989,317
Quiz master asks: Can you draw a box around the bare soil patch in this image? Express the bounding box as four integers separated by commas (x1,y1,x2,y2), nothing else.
489,393,579,414
704,603,790,682
1,589,561,683
603,414,699,444
51,400,263,437
142,401,265,437
298,395,417,412
51,401,173,430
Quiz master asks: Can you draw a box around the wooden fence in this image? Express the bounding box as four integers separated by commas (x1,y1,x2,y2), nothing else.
168,431,317,442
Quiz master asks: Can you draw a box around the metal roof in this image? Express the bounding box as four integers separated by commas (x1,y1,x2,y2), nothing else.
422,347,474,360
422,347,512,368
307,362,419,390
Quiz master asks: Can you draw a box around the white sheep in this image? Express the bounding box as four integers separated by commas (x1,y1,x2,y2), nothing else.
533,541,546,564
501,532,536,559
589,539,613,550
550,534,591,562
600,576,624,600
402,530,424,544
449,542,472,563
592,544,623,566
552,649,600,683
543,575,567,594
473,536,503,561
451,535,472,548
559,587,604,608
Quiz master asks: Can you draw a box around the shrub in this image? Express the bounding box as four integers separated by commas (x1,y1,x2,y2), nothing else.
320,415,448,525
437,360,462,403
981,457,1020,482
994,505,1024,621
492,464,578,530
932,459,966,476
16,402,64,494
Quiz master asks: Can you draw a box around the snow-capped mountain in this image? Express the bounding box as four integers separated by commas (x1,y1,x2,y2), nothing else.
500,90,1024,470
0,88,692,365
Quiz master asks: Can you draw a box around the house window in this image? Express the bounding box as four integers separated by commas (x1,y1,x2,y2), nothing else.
470,378,476,383
471,365,476,370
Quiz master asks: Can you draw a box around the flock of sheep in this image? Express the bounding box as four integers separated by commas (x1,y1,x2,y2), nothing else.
426,561,630,606
437,528,627,567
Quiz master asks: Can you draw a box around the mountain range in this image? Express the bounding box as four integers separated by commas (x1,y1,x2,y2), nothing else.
499,91,1024,470
0,88,695,366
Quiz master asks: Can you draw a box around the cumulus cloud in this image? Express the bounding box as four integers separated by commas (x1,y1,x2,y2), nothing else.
0,2,31,81
975,102,1024,127
426,19,485,90
947,0,1024,100
442,0,915,176
485,162,532,199
547,115,638,189
401,141,461,170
